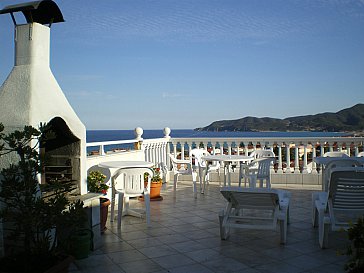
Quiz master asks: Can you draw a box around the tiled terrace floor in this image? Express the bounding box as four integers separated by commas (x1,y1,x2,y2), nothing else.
70,182,350,273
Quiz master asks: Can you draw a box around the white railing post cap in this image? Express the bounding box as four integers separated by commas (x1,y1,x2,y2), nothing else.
163,127,171,138
135,127,144,140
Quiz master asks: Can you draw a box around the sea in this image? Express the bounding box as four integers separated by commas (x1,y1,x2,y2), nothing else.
86,129,348,142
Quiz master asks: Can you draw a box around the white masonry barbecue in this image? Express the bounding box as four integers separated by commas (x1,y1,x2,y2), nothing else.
0,0,87,196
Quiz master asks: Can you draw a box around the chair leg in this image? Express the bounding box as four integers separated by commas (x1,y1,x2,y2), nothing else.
192,171,198,199
266,177,271,189
173,174,178,190
312,192,320,227
144,192,151,226
279,216,288,244
319,215,330,249
198,168,203,192
219,209,229,240
205,172,209,185
238,165,242,187
110,189,115,222
117,192,124,229
201,168,208,194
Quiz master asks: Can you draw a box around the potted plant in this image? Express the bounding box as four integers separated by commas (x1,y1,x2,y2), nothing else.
0,123,88,272
87,170,110,233
144,167,163,200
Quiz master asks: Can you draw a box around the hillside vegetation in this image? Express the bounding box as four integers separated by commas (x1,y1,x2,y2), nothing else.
195,104,364,132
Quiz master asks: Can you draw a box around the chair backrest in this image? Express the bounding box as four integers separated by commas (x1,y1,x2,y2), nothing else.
113,167,153,194
323,151,349,157
220,187,280,210
328,167,364,226
189,148,209,168
250,150,275,159
168,154,192,174
252,158,274,178
322,159,361,191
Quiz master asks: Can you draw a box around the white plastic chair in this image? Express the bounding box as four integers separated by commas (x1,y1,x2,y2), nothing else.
189,148,220,192
312,167,364,248
110,167,153,229
250,149,275,159
357,151,364,157
219,187,291,244
168,154,197,197
239,157,275,188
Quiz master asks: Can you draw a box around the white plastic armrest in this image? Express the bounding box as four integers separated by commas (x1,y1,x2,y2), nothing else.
315,199,326,215
175,159,191,164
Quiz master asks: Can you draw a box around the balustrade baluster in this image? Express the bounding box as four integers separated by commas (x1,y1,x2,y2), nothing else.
329,143,334,152
99,145,105,156
302,144,308,174
181,143,186,160
312,145,317,174
277,145,283,174
294,145,300,173
173,143,177,158
228,142,232,155
286,144,291,173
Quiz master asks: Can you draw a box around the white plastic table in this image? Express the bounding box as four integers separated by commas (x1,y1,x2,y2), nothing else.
98,161,153,219
201,155,254,189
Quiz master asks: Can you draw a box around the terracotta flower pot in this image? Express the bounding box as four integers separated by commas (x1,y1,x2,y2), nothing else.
100,197,110,233
150,182,162,199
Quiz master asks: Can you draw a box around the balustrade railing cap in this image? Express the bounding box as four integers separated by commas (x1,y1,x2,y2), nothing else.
134,127,143,140
163,127,171,138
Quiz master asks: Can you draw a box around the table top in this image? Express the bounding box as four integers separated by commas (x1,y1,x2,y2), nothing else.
98,161,153,169
201,155,254,162
313,156,364,165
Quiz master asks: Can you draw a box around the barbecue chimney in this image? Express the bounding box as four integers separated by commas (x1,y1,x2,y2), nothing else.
0,0,87,195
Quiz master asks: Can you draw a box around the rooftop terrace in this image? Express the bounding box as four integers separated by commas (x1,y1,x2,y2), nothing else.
69,182,349,273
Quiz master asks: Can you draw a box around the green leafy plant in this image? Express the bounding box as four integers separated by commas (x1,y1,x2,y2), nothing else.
144,167,162,183
345,216,364,273
87,170,109,194
0,123,87,272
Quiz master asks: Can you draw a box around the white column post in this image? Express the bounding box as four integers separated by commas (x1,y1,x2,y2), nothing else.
294,144,300,173
181,142,185,160
312,144,317,174
302,143,308,174
286,144,291,173
277,144,283,174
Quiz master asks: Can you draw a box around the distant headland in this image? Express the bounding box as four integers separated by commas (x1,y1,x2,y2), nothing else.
195,104,364,134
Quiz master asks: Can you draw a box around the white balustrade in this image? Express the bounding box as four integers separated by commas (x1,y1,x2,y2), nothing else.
87,129,364,181
169,136,364,175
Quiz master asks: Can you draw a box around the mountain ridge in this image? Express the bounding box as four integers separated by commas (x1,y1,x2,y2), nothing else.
195,104,364,132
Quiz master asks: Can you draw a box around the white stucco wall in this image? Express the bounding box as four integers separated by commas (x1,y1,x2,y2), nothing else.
0,23,87,194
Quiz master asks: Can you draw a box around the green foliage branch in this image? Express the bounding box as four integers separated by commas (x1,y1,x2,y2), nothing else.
0,123,87,272
345,216,364,273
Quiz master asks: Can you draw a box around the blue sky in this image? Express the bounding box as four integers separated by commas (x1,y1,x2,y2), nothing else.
1,0,364,130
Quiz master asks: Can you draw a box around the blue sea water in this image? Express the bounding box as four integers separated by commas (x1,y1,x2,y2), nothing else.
86,129,348,142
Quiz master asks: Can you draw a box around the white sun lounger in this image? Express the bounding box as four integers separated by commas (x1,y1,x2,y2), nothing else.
312,167,364,248
219,187,291,244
